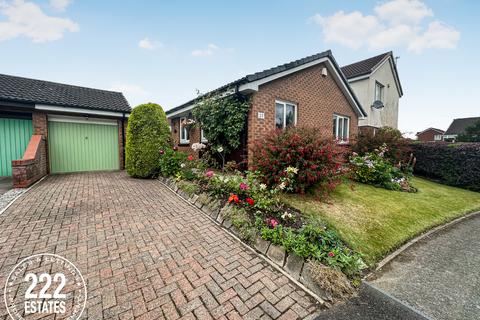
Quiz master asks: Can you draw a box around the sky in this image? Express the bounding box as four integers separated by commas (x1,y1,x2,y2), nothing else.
0,0,478,136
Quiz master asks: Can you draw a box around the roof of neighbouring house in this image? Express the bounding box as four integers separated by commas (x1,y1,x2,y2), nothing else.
0,73,131,113
416,127,445,135
341,51,403,97
444,117,480,135
166,50,367,117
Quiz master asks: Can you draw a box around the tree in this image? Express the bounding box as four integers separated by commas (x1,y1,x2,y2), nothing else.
457,120,480,142
126,103,171,178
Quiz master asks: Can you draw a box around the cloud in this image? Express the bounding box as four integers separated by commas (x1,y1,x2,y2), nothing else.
375,0,433,26
191,43,220,57
49,0,72,11
311,0,459,53
138,37,161,50
0,0,79,43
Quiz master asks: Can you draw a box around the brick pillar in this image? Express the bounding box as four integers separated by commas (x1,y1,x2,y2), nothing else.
32,112,49,174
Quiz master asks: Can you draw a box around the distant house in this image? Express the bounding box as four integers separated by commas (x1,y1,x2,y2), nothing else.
341,52,403,131
416,128,445,142
166,50,367,165
443,117,480,142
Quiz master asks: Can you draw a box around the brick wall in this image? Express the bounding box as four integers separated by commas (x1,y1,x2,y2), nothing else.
12,135,47,187
247,62,359,164
417,130,442,142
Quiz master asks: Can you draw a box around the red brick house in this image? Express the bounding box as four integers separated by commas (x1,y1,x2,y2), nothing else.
416,127,445,142
0,74,130,187
166,50,367,164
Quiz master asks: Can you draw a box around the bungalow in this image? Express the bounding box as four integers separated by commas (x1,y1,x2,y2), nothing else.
0,73,131,187
416,128,445,142
443,117,480,142
166,50,367,165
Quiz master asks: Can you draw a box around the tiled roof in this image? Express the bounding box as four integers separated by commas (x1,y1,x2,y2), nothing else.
444,117,480,135
416,127,445,135
167,50,366,117
341,52,391,79
0,73,131,113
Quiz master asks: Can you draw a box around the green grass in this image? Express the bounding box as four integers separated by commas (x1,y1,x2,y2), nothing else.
284,177,480,265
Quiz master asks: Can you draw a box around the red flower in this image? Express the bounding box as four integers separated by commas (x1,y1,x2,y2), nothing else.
245,198,255,206
228,194,240,204
173,146,178,151
328,252,335,258
187,155,194,161
159,150,165,155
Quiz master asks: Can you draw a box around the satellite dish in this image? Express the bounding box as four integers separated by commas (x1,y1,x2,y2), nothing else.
372,100,384,109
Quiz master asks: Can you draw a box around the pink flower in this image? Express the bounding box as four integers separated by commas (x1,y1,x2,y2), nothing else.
205,170,214,178
328,252,335,258
159,150,165,155
267,218,279,228
239,183,249,191
173,146,178,151
187,155,194,161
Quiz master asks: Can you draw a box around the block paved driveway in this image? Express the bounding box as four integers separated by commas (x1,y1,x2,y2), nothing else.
0,172,319,319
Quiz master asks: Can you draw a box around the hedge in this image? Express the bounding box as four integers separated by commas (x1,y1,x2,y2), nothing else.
411,142,480,191
126,103,171,178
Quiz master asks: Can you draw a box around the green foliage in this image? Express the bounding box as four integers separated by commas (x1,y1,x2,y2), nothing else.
350,144,416,192
159,148,187,177
260,223,365,276
192,94,250,154
457,119,480,142
126,103,171,178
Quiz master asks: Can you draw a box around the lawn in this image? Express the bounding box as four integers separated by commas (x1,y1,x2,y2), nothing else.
283,177,480,265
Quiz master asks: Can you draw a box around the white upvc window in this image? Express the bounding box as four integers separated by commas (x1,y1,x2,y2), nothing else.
201,128,208,143
434,134,443,141
333,114,350,142
374,81,385,102
179,117,190,144
275,100,297,129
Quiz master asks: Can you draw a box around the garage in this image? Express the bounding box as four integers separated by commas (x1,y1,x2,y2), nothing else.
0,116,33,177
48,117,120,173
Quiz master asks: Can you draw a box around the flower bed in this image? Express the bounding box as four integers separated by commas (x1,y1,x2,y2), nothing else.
158,145,366,301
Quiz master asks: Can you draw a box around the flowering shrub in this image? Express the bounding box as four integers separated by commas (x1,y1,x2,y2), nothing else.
251,127,343,194
159,148,187,177
191,142,206,152
350,144,416,192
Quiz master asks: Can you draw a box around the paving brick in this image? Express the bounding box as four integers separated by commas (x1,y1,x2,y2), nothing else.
0,172,319,319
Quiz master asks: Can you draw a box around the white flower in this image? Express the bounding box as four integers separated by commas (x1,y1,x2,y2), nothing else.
180,163,186,168
191,143,206,151
217,146,224,153
278,182,286,190
281,211,293,220
285,166,299,174
259,183,267,190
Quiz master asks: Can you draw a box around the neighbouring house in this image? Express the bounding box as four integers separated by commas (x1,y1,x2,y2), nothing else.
165,50,367,165
443,117,480,142
341,51,403,131
0,73,131,187
416,128,445,142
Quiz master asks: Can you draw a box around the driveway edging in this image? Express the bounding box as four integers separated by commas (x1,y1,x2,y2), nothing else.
158,178,328,311
368,210,480,277
0,175,47,216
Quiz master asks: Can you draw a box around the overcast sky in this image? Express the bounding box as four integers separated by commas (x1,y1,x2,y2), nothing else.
0,0,477,135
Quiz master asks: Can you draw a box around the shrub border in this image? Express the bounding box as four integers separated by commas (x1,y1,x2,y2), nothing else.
159,176,339,306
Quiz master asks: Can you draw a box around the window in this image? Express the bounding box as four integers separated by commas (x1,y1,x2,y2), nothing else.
179,117,190,144
275,101,297,129
374,81,384,102
333,114,350,142
201,128,208,143
434,134,443,141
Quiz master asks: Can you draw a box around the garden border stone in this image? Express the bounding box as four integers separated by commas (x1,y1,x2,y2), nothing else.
158,176,331,305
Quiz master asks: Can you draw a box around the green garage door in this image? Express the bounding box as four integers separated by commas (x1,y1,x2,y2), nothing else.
0,118,33,176
48,120,119,173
